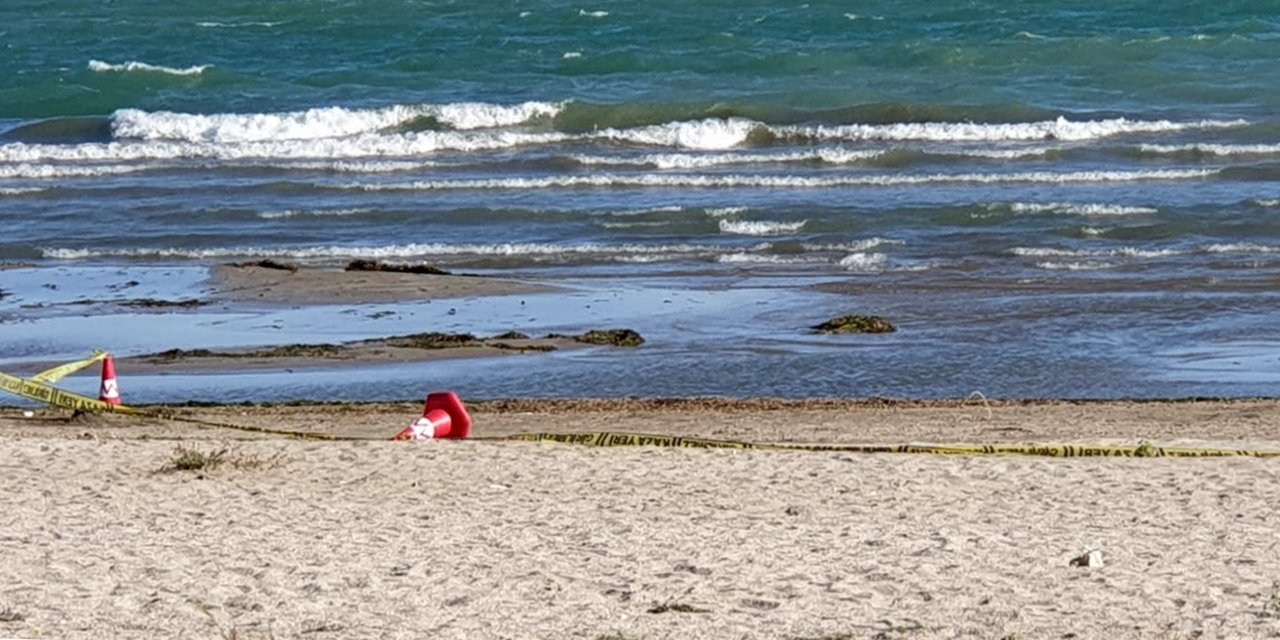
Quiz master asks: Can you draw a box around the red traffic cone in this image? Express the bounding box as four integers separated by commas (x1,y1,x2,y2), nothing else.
393,392,472,441
99,355,121,406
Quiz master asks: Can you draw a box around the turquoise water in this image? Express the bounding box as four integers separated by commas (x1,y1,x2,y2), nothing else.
2,0,1280,400
5,0,1279,118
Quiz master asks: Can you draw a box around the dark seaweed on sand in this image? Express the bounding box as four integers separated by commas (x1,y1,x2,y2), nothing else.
230,259,298,272
118,298,208,309
345,259,451,275
546,328,645,347
380,332,479,349
810,315,896,334
146,344,345,361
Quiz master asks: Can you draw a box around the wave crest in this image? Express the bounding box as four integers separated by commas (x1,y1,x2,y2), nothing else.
88,60,210,76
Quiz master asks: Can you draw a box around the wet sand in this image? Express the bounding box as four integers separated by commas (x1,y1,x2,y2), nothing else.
208,262,556,305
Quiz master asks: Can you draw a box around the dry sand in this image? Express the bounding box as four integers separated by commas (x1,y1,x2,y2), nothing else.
2,399,1279,639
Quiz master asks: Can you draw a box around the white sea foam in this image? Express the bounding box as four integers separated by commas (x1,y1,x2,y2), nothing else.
0,128,573,163
596,221,672,229
951,147,1058,159
570,148,882,168
353,169,1216,191
1252,199,1280,207
1008,202,1158,216
1035,261,1115,271
839,252,889,271
563,52,583,59
429,101,562,129
196,21,281,28
705,207,747,218
111,106,423,142
1139,143,1280,156
718,219,806,235
579,9,609,17
109,101,564,143
805,238,903,252
42,242,726,261
268,159,438,172
1011,246,1179,258
1010,247,1077,257
0,163,146,179
1080,226,1109,236
595,118,759,150
257,208,377,220
1010,244,1272,259
717,253,823,265
1204,243,1280,254
778,116,1245,143
0,187,45,195
88,60,210,76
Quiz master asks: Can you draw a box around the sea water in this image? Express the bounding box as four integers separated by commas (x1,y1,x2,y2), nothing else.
2,0,1279,400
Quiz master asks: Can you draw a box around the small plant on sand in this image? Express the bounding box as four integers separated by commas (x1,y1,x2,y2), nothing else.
198,601,276,640
1261,581,1280,618
162,447,283,473
169,446,227,472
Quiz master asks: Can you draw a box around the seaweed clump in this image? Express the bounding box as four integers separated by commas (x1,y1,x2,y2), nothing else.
345,259,451,275
145,344,345,361
490,331,530,340
229,259,298,272
811,315,896,334
573,329,645,347
119,298,207,309
383,332,479,349
147,348,220,361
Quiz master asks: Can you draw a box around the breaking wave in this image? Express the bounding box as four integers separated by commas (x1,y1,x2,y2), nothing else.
88,60,211,76
352,169,1216,191
718,219,807,235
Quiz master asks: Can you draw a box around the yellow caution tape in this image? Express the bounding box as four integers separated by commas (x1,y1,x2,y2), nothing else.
482,431,1280,458
0,368,143,415
1,362,366,441
6,355,1280,456
30,350,107,384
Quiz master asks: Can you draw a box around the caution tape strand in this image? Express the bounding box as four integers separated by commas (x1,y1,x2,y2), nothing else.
6,360,1280,456
474,432,1280,458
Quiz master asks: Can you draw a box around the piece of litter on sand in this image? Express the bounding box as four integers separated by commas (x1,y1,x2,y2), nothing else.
1069,550,1104,568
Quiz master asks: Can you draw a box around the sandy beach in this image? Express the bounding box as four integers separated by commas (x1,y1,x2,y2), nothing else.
2,399,1279,639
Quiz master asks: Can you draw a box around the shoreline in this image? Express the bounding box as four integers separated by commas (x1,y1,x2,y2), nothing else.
4,397,1280,447
4,259,1280,400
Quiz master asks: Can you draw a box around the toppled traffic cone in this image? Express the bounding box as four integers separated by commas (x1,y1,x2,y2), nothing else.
393,392,472,440
99,355,121,406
